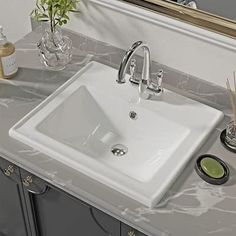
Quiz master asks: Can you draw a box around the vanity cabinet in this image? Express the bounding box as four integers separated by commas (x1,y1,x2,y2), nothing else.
0,157,29,236
21,169,120,236
0,156,146,236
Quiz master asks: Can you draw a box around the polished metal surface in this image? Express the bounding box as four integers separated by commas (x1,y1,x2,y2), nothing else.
111,144,128,157
22,175,33,187
148,69,164,94
129,58,140,84
117,41,151,99
3,165,14,176
117,41,150,84
129,111,138,120
117,41,163,99
127,230,136,236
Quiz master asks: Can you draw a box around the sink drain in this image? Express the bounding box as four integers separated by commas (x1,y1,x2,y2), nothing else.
129,111,138,120
111,144,128,157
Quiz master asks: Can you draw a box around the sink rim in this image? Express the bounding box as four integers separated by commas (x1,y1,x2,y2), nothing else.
9,61,224,208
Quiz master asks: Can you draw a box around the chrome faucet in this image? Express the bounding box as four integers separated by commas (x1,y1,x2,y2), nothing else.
117,41,163,99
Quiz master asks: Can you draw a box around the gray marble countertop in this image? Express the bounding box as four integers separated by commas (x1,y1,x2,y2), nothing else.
0,27,236,236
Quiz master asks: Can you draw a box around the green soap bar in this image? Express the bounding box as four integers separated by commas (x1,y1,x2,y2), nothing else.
200,157,225,179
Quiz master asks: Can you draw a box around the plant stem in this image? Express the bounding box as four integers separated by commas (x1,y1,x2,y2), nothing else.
49,4,54,33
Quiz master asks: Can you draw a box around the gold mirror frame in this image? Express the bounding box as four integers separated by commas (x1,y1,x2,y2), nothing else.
122,0,236,38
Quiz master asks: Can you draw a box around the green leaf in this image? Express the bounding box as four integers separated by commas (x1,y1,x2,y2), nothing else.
31,0,80,30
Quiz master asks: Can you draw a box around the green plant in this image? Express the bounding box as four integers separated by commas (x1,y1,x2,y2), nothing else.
31,0,79,33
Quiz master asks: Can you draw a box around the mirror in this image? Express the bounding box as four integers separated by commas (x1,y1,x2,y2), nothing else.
122,0,236,38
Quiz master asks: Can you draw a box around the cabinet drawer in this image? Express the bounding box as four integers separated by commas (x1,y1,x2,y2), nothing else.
21,169,120,236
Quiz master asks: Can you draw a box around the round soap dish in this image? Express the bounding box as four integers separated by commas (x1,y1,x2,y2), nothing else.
220,129,236,153
195,154,230,185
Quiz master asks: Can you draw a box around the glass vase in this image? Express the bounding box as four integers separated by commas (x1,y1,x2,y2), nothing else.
37,27,72,70
225,120,236,148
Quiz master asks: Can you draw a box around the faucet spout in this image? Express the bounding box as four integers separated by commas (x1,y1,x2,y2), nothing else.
117,41,151,84
117,41,163,100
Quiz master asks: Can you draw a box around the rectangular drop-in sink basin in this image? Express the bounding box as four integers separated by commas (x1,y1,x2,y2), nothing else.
9,62,223,207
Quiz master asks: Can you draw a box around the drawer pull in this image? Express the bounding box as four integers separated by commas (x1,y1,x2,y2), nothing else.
3,165,14,176
23,175,33,187
128,230,136,236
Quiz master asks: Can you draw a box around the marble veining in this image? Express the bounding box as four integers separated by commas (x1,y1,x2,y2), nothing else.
119,181,236,219
0,27,235,236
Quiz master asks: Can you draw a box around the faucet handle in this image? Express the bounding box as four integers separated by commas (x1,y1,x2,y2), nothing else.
157,69,164,88
129,58,140,84
150,69,164,89
147,69,164,96
130,58,136,78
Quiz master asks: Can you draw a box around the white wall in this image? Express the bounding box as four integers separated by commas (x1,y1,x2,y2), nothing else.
66,0,236,88
0,0,34,42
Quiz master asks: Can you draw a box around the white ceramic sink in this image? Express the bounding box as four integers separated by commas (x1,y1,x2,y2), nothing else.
9,62,223,207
